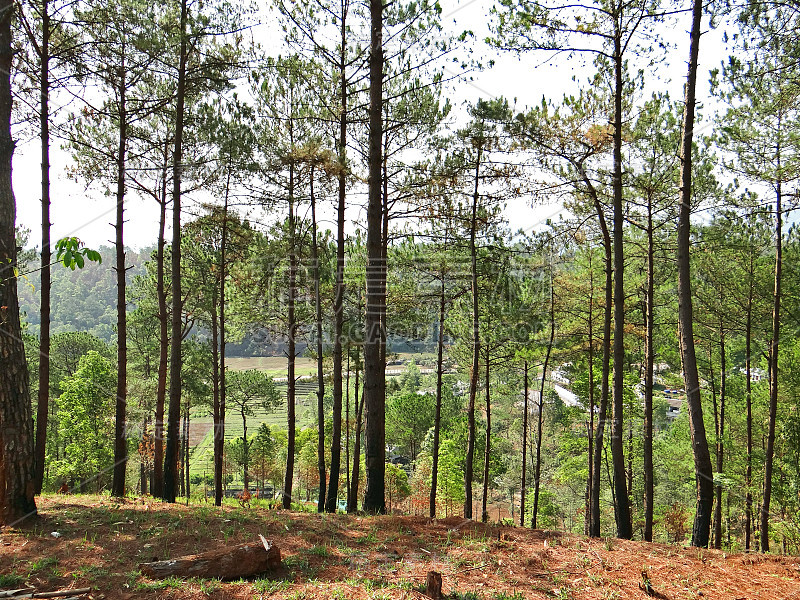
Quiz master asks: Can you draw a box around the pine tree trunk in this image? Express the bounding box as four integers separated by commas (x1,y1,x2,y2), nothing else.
586,255,595,536
610,28,631,540
163,0,188,503
677,0,714,547
348,351,363,513
345,347,351,507
0,0,37,523
283,161,297,510
762,179,782,553
184,406,190,500
481,347,491,523
34,0,51,495
643,207,655,542
242,409,249,491
532,268,554,529
745,270,753,550
311,168,327,512
714,327,726,549
591,204,612,538
363,0,386,515
430,274,446,518
112,62,128,498
465,148,482,520
153,168,169,498
326,13,348,513
521,362,529,527
212,306,223,506
219,167,229,502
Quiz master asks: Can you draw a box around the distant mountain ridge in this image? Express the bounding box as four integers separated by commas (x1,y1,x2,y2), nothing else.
19,245,152,343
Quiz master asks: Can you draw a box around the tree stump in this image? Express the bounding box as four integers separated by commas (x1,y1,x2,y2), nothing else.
425,570,443,600
139,535,280,580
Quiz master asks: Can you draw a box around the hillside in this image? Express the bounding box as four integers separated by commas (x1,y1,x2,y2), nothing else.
18,246,151,343
1,496,798,600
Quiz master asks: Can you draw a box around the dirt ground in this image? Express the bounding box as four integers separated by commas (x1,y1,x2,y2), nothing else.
2,495,799,600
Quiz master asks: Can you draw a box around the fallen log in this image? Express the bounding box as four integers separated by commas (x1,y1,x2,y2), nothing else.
139,535,280,580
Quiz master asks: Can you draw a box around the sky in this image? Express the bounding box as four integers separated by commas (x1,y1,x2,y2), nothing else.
13,0,729,251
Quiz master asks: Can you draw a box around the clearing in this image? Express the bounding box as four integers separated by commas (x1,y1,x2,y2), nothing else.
1,495,798,600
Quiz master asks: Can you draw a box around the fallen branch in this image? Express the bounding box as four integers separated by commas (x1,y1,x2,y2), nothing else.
34,590,92,599
0,589,91,599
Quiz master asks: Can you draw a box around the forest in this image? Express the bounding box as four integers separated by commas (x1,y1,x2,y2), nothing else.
0,0,798,563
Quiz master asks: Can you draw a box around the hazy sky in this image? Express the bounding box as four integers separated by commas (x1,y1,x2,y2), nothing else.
13,0,726,251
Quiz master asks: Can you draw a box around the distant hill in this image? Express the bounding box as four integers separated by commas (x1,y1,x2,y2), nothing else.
19,245,152,343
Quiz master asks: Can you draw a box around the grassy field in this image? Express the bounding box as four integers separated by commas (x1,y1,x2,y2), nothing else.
226,352,438,378
226,356,317,377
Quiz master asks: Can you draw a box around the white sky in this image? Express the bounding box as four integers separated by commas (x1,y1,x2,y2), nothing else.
13,0,729,250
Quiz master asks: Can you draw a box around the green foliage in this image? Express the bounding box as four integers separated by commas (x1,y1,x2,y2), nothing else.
386,391,435,460
53,351,116,491
385,462,411,509
525,487,561,529
19,245,150,341
54,237,102,270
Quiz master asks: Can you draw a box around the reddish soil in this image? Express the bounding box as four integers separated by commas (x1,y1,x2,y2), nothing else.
1,496,799,600
187,422,212,446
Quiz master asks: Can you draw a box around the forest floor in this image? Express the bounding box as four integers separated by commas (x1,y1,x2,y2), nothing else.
2,495,799,600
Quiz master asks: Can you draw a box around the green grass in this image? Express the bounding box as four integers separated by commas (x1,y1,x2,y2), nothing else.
0,573,25,587
252,579,292,594
134,576,186,591
27,556,58,577
306,544,332,557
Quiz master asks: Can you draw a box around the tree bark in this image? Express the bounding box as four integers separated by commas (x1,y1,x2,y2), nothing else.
713,326,726,549
0,0,37,523
464,147,482,520
182,402,189,499
481,345,491,523
219,165,229,500
112,55,128,498
430,273,446,518
532,265,554,529
241,407,249,491
521,361,529,527
677,0,714,547
591,202,612,538
163,0,188,503
745,261,754,550
643,203,655,542
585,253,595,536
610,25,631,540
211,305,222,506
283,160,297,510
348,348,363,513
153,156,169,498
33,0,51,495
363,0,386,515
762,178,782,553
310,167,327,512
326,5,348,513
345,345,351,507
